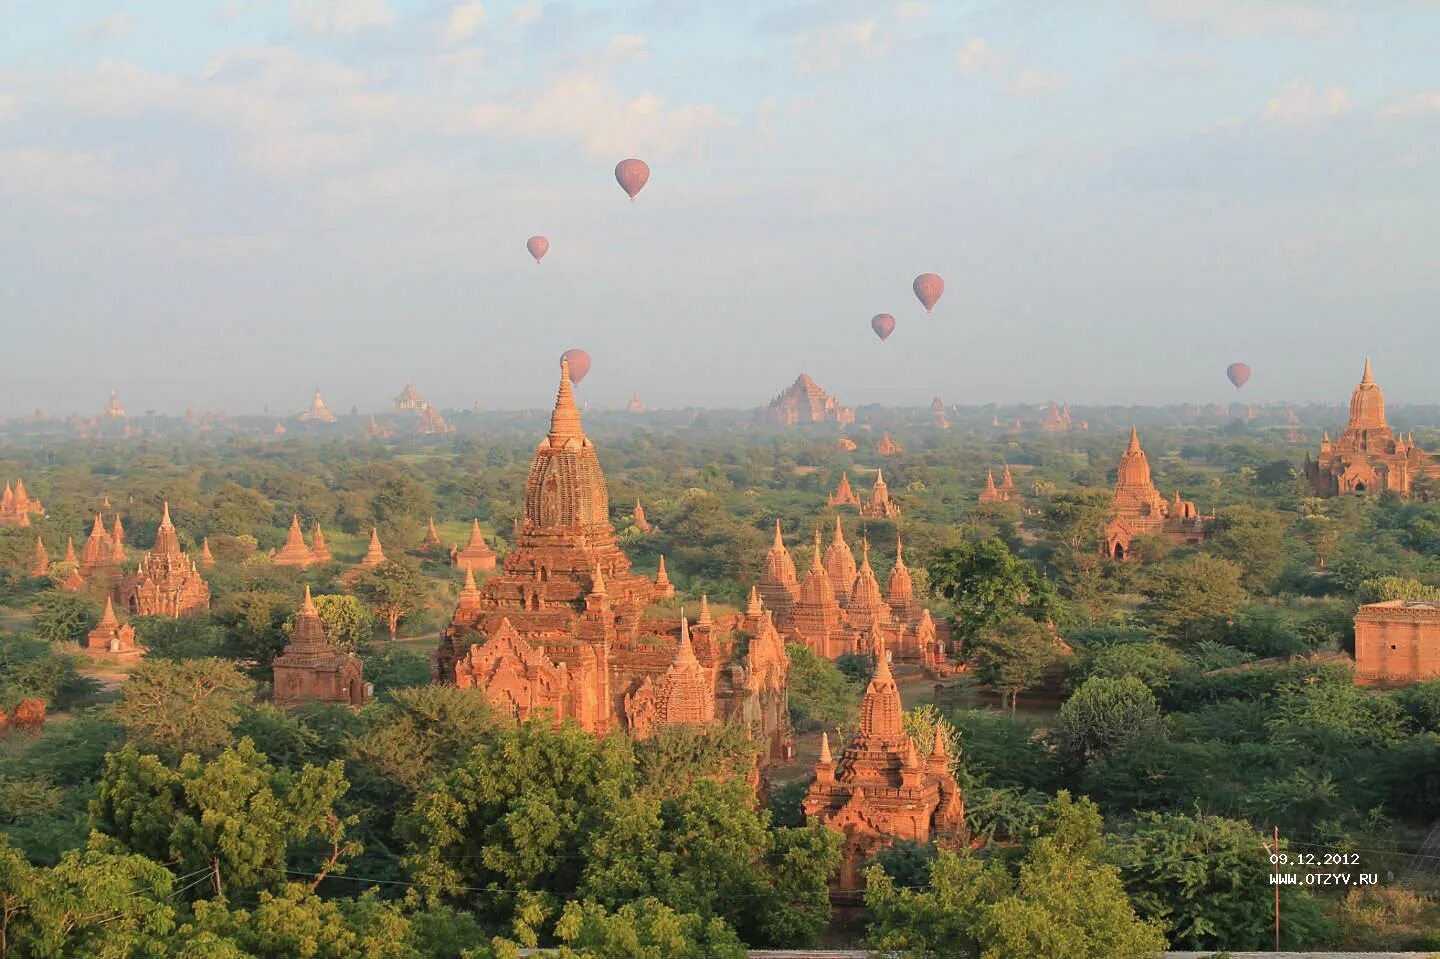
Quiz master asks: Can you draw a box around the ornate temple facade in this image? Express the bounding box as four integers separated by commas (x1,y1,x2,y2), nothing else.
1303,359,1440,497
433,360,792,757
1103,429,1208,560
803,642,965,892
299,390,337,423
84,596,144,660
273,587,367,706
763,374,855,427
858,470,901,519
978,466,1018,504
0,479,43,528
122,503,211,617
1354,599,1440,686
756,521,943,668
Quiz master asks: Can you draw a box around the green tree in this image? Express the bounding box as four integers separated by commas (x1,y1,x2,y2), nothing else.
92,739,356,900
1108,811,1330,949
865,792,1165,959
784,643,861,732
30,591,100,645
182,884,415,959
112,658,256,759
494,898,747,959
1139,555,1248,645
1056,676,1166,767
929,539,1059,638
967,616,1065,714
286,594,372,650
1080,641,1186,691
1207,505,1291,592
353,559,429,639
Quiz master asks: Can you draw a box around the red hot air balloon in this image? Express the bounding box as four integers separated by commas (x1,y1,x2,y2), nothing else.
614,158,650,200
913,273,944,313
561,349,592,385
526,236,549,262
1226,363,1252,390
871,314,896,342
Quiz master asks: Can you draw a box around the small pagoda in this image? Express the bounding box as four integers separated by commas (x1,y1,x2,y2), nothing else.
122,502,211,617
299,390,337,423
273,515,317,567
858,470,901,520
273,587,366,706
450,520,496,570
828,472,861,508
85,596,144,660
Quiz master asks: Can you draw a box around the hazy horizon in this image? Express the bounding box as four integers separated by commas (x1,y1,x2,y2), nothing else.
5,1,1440,414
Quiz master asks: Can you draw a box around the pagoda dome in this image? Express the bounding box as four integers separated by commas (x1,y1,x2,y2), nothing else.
523,360,611,532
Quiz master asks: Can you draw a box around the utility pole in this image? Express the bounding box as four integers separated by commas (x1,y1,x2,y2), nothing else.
1273,825,1281,951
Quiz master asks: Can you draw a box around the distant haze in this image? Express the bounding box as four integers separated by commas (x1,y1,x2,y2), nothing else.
3,1,1440,415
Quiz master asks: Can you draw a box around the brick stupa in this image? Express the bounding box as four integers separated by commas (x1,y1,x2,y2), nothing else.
0,479,43,528
763,374,855,427
1304,358,1440,497
859,470,901,519
433,359,791,755
273,586,366,706
451,520,497,570
122,502,211,617
803,640,965,892
85,596,143,660
1103,428,1207,560
273,515,317,567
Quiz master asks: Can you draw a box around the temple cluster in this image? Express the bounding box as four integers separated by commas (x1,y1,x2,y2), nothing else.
431,360,792,757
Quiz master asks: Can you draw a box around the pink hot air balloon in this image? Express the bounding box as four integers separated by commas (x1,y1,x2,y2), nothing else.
871,314,896,342
1226,362,1252,390
913,273,944,313
561,349,592,385
527,236,549,262
614,158,650,201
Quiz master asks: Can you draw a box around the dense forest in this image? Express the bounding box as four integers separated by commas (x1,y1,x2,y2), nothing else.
2,406,1440,956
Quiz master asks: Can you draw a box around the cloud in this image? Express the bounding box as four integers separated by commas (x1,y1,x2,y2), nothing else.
953,37,1002,75
793,19,891,76
894,2,928,21
1264,79,1352,121
455,74,734,159
607,33,649,59
291,0,395,34
954,38,1068,98
513,4,539,27
444,3,485,44
1008,69,1070,97
1142,0,1343,36
0,92,17,122
1382,91,1440,117
77,14,136,41
0,147,152,214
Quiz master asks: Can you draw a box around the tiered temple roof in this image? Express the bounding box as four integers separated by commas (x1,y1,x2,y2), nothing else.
1304,358,1440,497
273,587,366,706
763,374,855,427
450,520,497,570
357,528,387,569
803,640,965,891
273,515,317,567
31,536,49,577
416,403,454,434
421,518,442,552
122,502,211,617
1103,428,1208,560
978,465,1019,504
828,472,861,508
299,390,337,423
84,596,143,660
859,469,901,519
930,397,950,430
0,478,43,528
875,433,903,456
434,359,791,756
103,390,126,419
394,382,426,411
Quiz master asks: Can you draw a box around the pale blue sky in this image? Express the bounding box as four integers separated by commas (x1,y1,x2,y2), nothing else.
3,0,1440,415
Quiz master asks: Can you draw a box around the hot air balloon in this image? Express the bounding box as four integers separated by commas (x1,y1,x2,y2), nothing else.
913,273,944,313
526,236,549,262
561,349,592,385
614,158,650,201
871,314,896,342
1226,363,1251,390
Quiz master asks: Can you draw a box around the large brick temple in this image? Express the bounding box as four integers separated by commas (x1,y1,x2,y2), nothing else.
1304,358,1440,497
432,359,791,758
803,640,965,892
1103,428,1208,560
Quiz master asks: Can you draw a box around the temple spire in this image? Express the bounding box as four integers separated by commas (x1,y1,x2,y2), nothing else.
773,518,784,549
1126,426,1141,453
746,584,763,617
548,358,584,441
674,611,698,666
591,564,607,595
698,594,711,626
160,501,173,528
1362,355,1374,386
300,583,317,616
99,594,119,628
832,514,845,545
819,731,832,764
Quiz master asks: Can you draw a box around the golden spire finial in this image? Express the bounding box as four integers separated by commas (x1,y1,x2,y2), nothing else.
549,358,584,440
